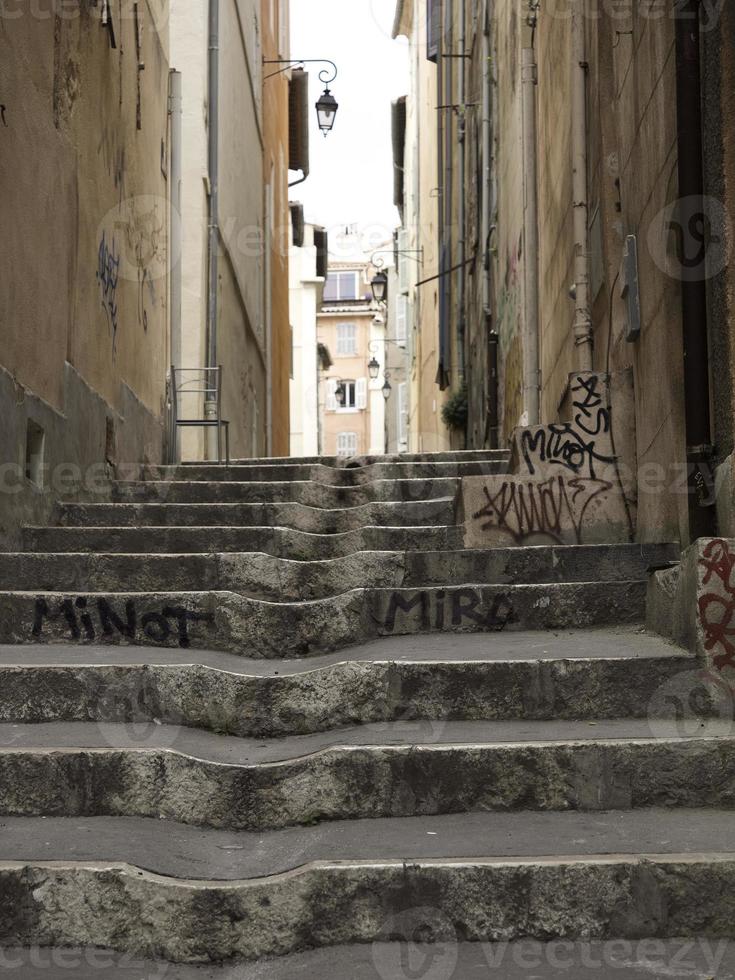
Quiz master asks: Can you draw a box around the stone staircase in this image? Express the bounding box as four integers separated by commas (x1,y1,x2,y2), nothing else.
0,449,731,976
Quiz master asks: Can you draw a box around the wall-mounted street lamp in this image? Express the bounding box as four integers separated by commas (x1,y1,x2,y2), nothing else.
382,373,393,401
370,270,388,305
263,59,339,137
315,87,338,136
368,356,381,381
334,380,347,407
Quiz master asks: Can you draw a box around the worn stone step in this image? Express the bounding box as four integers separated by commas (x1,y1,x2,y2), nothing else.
0,855,734,964
56,499,458,531
21,524,466,557
0,720,731,829
112,477,461,505
0,630,694,736
0,544,677,600
206,449,511,467
140,459,509,484
1,583,647,655
0,808,731,881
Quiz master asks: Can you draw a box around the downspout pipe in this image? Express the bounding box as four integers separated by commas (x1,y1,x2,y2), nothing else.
206,0,220,373
168,69,183,463
457,0,467,385
205,0,220,459
675,0,715,540
522,46,540,425
482,0,498,447
571,0,593,373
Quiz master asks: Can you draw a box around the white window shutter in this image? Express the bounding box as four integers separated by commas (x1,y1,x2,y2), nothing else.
398,382,408,445
396,296,407,345
398,229,410,294
356,377,368,410
326,379,337,411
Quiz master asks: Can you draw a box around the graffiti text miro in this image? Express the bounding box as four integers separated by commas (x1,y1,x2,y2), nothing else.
32,597,214,649
382,589,513,633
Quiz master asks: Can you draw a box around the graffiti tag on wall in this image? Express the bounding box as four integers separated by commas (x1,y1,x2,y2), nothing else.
96,232,120,352
472,475,613,546
520,375,615,480
698,539,735,671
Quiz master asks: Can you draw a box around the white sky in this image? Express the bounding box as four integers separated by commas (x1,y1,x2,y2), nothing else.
289,0,409,252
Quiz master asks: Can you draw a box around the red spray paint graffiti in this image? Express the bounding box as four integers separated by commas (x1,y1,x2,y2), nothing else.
698,539,735,670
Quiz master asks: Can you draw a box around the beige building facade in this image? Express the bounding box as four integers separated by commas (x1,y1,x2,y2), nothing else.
317,261,384,458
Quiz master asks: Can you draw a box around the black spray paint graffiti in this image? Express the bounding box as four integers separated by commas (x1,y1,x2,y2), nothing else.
382,589,513,633
32,598,214,649
96,232,120,352
520,375,614,480
472,475,613,545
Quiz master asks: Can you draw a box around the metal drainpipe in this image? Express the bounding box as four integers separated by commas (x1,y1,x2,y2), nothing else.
675,0,715,540
168,70,183,463
483,0,499,449
205,0,220,459
457,0,466,386
522,46,540,425
571,0,593,373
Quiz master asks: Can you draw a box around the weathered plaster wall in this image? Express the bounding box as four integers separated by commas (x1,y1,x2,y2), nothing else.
0,0,169,545
529,3,685,543
262,0,291,457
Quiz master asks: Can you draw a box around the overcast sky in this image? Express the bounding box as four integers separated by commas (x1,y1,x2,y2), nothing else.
289,0,409,252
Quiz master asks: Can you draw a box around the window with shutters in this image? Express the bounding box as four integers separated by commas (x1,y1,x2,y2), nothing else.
323,271,359,302
427,0,440,62
337,432,358,457
336,323,357,356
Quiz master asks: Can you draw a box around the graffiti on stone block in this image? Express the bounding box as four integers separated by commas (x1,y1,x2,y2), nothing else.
383,589,513,633
96,231,120,352
472,475,613,546
32,597,214,649
520,375,614,480
698,539,735,670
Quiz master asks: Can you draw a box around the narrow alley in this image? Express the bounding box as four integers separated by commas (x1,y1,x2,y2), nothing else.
4,0,735,977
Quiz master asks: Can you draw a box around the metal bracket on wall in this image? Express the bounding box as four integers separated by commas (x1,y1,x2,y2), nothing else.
0,105,6,127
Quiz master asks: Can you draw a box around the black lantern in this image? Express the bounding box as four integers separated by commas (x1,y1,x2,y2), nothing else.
382,377,392,401
368,357,381,381
316,88,339,136
335,381,347,407
371,270,388,304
